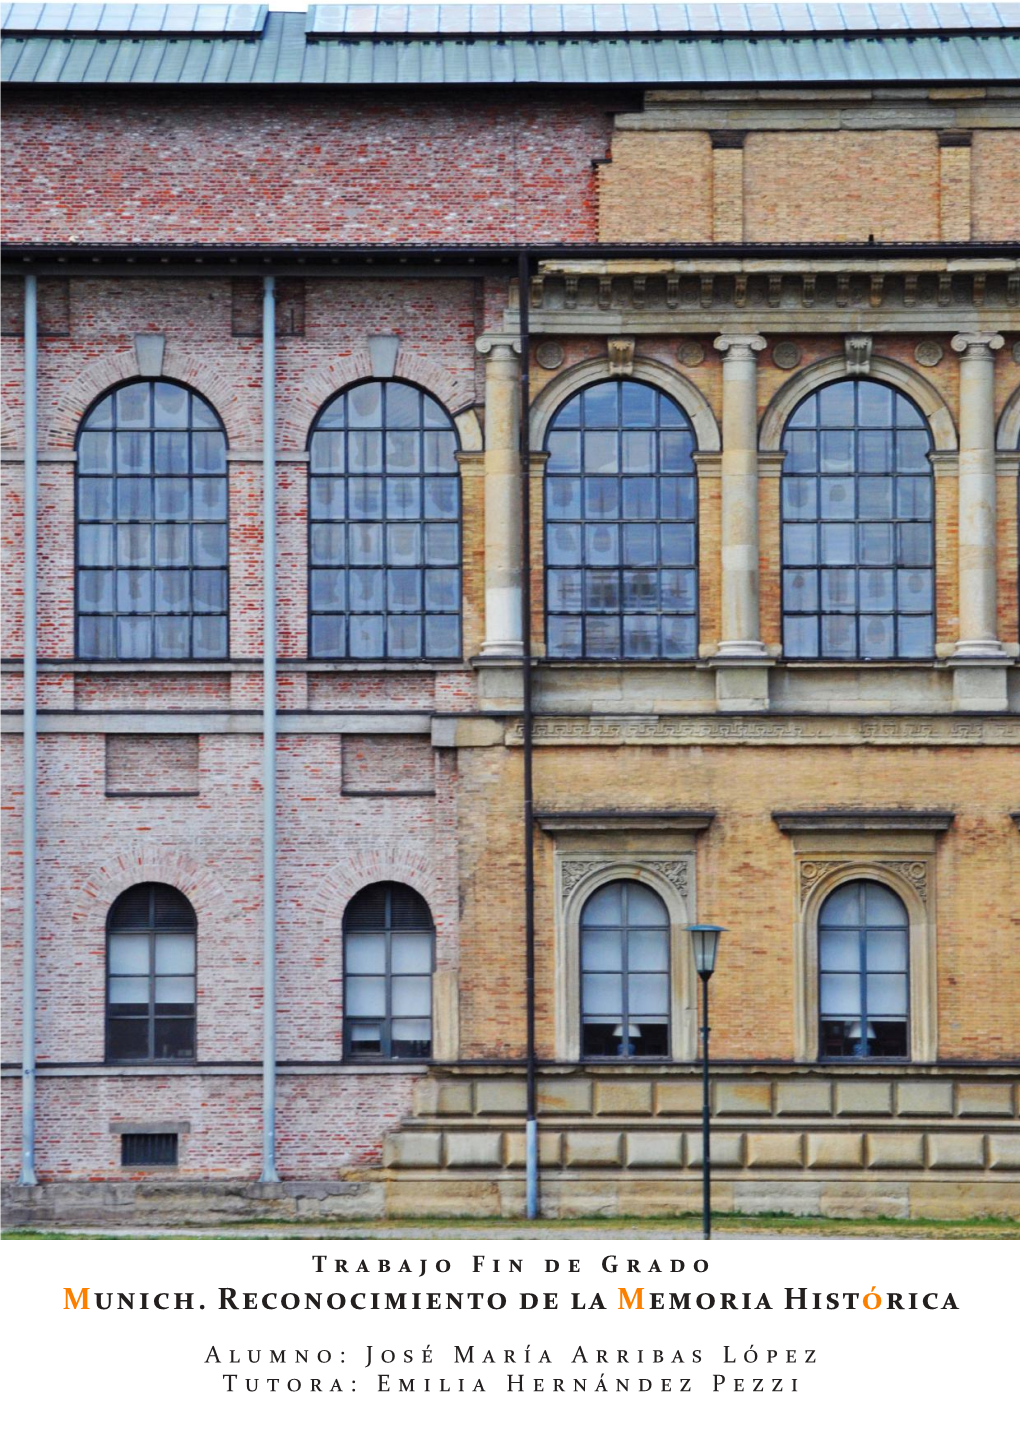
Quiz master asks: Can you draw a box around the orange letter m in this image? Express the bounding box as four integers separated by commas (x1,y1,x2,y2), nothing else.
619,1287,644,1310
64,1287,89,1310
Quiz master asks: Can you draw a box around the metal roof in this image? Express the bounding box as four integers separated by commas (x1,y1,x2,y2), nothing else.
305,3,1020,34
2,4,1018,83
0,3,268,32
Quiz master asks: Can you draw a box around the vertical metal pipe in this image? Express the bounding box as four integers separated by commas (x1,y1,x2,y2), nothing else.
20,275,38,1187
701,974,711,1240
517,252,538,1220
260,275,280,1184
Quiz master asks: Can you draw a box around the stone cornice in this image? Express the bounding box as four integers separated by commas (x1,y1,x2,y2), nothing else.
506,714,1020,746
773,809,955,833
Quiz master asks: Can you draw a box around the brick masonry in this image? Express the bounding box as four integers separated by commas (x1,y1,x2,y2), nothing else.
1,73,1019,1220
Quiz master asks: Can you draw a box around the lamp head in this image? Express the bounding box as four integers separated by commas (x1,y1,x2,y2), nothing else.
686,924,726,979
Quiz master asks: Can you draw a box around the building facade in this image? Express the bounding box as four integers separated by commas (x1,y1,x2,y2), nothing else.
2,3,1019,1225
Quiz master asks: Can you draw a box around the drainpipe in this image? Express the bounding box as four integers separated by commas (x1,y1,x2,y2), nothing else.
517,252,538,1220
20,276,38,1187
260,275,280,1184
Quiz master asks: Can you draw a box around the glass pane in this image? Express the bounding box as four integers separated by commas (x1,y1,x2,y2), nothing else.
155,933,196,974
546,615,582,657
118,476,152,519
311,569,346,612
898,614,933,657
109,933,150,974
117,616,152,659
348,1023,382,1055
784,615,818,657
78,616,115,658
391,933,432,974
387,476,420,518
79,431,114,474
107,1018,149,1060
425,524,458,566
79,476,115,521
117,524,152,567
79,570,113,612
547,431,581,474
79,524,115,567
857,382,893,426
818,382,854,426
392,976,431,1017
866,930,908,973
859,475,894,519
153,477,189,521
193,525,227,567
820,477,854,519
783,476,817,519
622,476,655,519
387,615,421,658
154,617,190,657
346,933,386,974
386,383,420,429
620,382,656,427
425,614,459,658
193,477,227,521
820,523,854,565
346,977,386,1017
154,524,189,566
820,973,860,1016
820,614,856,657
859,524,893,566
860,614,895,657
585,476,618,519
865,884,907,926
820,431,854,473
117,570,151,613
585,524,619,566
348,382,383,428
582,973,623,1016
628,973,668,1015
192,616,227,657
784,568,818,613
424,477,458,519
628,930,669,971
623,615,657,657
311,524,345,566
155,976,195,1004
546,524,582,566
622,524,656,567
662,615,696,657
109,976,148,1005
820,885,862,926
866,973,908,1015
819,929,859,970
310,615,344,657
349,615,384,657
583,383,618,426
783,525,817,566
585,433,618,474
821,569,855,612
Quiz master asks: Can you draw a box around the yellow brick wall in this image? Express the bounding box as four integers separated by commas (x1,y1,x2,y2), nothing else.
457,742,1020,1063
598,132,713,242
597,121,1020,243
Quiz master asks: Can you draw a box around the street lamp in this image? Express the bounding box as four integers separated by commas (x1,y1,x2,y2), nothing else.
687,924,726,1240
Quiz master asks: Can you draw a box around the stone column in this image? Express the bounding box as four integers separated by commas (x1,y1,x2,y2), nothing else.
951,332,1005,659
476,337,523,656
713,333,768,661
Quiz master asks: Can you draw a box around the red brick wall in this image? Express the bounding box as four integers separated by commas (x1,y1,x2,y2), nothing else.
1,92,610,246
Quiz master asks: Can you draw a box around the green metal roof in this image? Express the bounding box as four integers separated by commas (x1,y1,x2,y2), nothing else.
3,4,1019,83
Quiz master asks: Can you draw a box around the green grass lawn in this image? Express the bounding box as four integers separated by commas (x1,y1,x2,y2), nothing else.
4,1212,1018,1240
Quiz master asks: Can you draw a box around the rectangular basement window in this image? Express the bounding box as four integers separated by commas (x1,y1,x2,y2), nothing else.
121,1132,178,1167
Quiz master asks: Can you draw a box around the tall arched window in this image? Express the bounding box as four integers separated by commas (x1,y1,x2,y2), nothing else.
819,880,909,1059
781,379,934,659
106,883,197,1062
308,381,461,660
343,883,434,1059
581,880,670,1057
77,381,228,659
544,379,698,660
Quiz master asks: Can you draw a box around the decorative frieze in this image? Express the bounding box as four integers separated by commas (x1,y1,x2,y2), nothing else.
506,715,1020,746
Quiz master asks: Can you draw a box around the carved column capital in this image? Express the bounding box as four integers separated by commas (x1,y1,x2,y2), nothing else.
714,333,766,362
951,332,1004,358
475,335,522,359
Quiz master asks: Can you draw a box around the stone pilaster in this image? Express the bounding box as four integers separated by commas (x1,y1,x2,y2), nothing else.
476,337,523,656
712,333,770,709
949,332,1007,709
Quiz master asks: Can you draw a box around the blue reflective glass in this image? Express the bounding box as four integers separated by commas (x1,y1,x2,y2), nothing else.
545,381,698,660
781,381,933,660
309,382,461,659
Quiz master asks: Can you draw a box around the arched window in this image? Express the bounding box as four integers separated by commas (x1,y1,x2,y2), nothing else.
308,381,461,660
581,880,670,1057
781,379,934,660
106,883,197,1062
544,379,698,660
343,883,434,1059
819,880,909,1059
76,381,228,659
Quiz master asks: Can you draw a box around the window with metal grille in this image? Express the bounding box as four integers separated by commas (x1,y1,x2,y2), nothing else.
581,880,670,1058
76,380,229,660
343,883,433,1060
781,379,934,660
121,1132,179,1167
819,880,909,1060
544,379,698,660
308,381,461,660
106,883,197,1063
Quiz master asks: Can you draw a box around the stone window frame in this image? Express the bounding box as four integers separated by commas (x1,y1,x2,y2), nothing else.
786,827,942,1064
548,825,704,1062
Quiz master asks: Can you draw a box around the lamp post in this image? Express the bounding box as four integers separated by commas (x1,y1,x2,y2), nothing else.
687,924,726,1241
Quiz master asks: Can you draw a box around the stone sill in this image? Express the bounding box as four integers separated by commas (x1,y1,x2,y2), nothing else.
0,1064,429,1079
